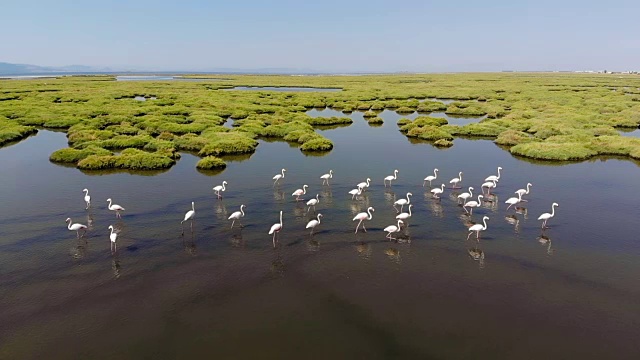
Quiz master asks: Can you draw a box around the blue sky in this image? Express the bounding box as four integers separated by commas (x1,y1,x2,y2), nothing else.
1,0,638,72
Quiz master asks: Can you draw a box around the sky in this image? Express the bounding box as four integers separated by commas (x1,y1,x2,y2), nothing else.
1,0,639,72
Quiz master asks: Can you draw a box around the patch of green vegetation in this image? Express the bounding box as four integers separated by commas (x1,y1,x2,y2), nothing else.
77,148,175,170
417,101,447,113
49,145,113,163
300,137,333,151
196,156,227,169
0,118,37,146
445,102,487,116
434,139,453,147
494,130,540,146
395,106,416,114
198,131,258,156
407,126,453,141
510,142,597,161
305,116,353,126
366,116,384,124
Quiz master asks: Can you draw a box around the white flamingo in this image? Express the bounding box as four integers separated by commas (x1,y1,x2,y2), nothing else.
353,207,375,233
393,192,412,213
463,195,484,214
269,210,284,246
83,188,91,210
348,187,363,200
306,213,323,235
66,218,87,238
467,216,489,240
423,168,439,187
306,194,320,212
320,170,333,185
384,220,404,240
449,171,463,189
107,198,125,218
228,204,246,228
357,178,371,191
212,181,227,199
292,184,308,201
431,184,445,199
481,179,497,194
457,186,474,204
515,183,532,201
384,169,399,187
485,166,503,182
538,202,559,229
181,201,195,234
108,225,117,252
396,204,413,221
505,192,523,210
273,168,286,185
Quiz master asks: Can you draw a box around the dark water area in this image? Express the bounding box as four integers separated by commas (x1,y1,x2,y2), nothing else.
1,113,640,358
226,86,342,92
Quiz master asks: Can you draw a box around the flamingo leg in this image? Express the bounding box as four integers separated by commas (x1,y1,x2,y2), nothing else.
230,220,235,228
272,232,277,247
362,223,367,232
181,222,185,235
507,203,513,210
470,208,474,215
463,206,470,214
355,219,363,233
466,231,473,241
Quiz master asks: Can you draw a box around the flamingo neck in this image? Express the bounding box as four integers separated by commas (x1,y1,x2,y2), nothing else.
317,214,322,223
497,168,501,179
477,195,482,202
67,221,72,230
221,183,226,191
408,206,412,216
434,169,438,177
526,184,531,193
367,209,373,220
279,212,283,225
192,202,195,212
482,218,488,230
240,206,245,216
282,169,285,177
551,205,556,217
469,188,473,197
108,199,112,208
397,220,402,228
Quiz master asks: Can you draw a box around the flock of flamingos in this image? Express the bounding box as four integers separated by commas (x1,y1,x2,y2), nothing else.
64,166,559,251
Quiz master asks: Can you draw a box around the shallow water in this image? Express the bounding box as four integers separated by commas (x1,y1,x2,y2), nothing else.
1,116,640,358
307,108,485,126
618,127,640,137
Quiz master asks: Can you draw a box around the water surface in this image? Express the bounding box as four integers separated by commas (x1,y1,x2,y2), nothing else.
1,118,639,358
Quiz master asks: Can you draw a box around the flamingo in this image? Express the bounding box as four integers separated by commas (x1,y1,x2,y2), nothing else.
538,202,559,229
269,210,284,246
320,170,333,185
306,213,323,235
181,202,195,234
83,188,91,210
463,195,484,214
481,179,497,194
396,204,413,221
423,168,439,187
457,187,474,204
384,169,399,187
467,216,489,240
357,178,371,191
212,181,227,199
108,225,117,252
353,207,375,233
449,171,463,189
393,192,412,213
485,166,503,182
228,204,246,228
292,184,308,201
273,168,286,185
515,183,532,201
65,218,87,238
107,198,125,218
431,184,445,199
348,187,363,200
384,220,404,240
505,192,523,210
306,194,320,213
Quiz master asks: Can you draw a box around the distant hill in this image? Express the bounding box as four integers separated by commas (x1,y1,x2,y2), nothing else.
0,62,113,75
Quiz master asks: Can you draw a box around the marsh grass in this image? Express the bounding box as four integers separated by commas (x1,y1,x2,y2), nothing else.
2,72,640,166
196,156,227,169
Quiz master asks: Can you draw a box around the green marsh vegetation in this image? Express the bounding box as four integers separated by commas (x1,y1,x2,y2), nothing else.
1,72,640,170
